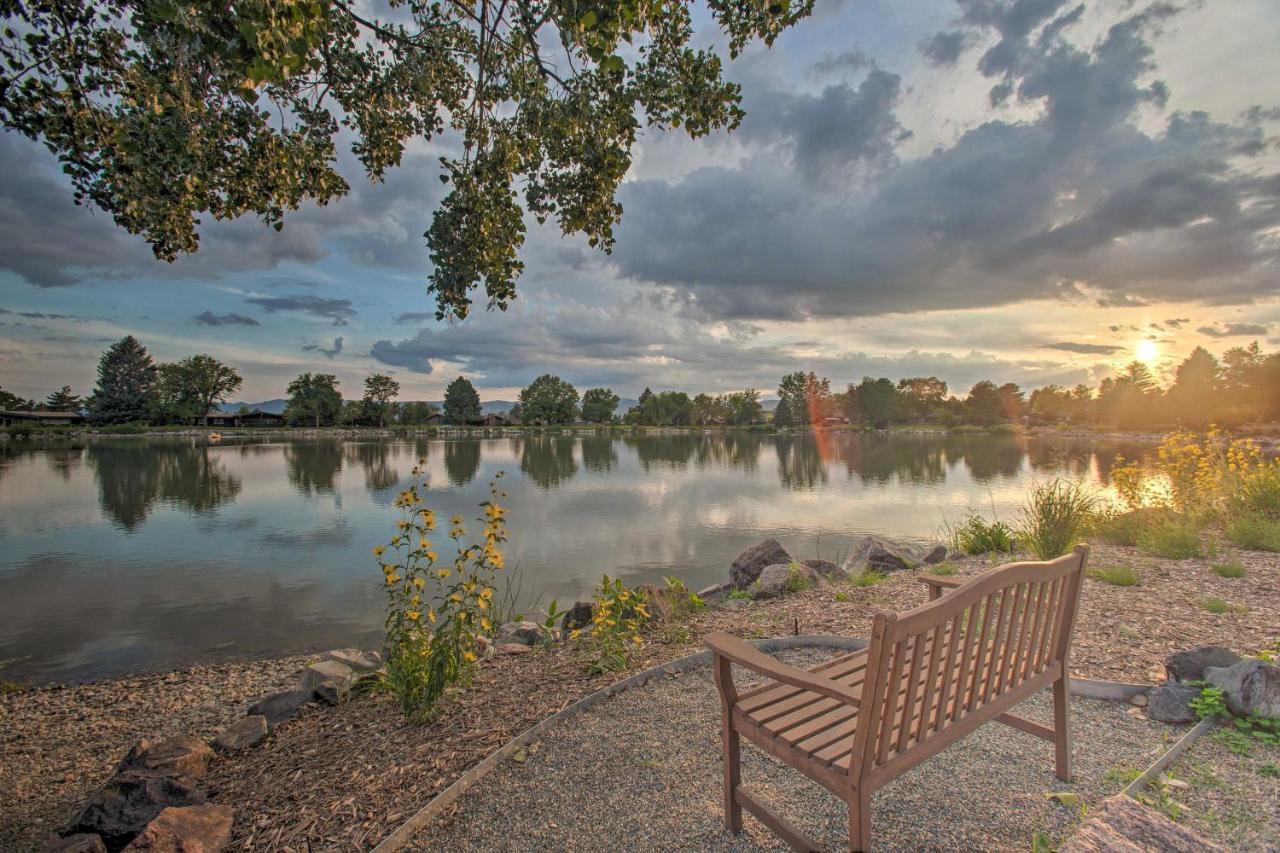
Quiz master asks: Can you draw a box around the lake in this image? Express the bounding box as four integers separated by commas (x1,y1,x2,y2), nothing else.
0,431,1149,683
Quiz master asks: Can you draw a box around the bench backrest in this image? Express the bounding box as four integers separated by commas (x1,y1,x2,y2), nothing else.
850,545,1088,783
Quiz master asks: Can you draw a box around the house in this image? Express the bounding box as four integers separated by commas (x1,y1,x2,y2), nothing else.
1,410,84,426
203,410,286,427
424,412,444,426
480,413,508,427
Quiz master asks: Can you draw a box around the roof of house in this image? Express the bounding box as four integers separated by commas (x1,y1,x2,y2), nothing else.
1,410,82,419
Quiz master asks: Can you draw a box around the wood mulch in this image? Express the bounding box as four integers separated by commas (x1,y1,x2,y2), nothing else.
3,543,1277,851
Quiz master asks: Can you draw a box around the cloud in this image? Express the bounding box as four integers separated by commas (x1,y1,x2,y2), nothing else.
302,336,344,358
0,307,81,320
1041,342,1124,355
393,312,436,324
1197,322,1269,338
1164,318,1189,328
245,295,356,326
919,30,973,67
195,310,260,327
811,50,872,77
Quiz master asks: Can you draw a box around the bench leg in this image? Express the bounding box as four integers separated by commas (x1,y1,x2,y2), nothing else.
722,720,742,834
849,787,871,852
1052,676,1072,782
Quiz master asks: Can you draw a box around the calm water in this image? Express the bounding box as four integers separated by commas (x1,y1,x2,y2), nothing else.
0,432,1149,683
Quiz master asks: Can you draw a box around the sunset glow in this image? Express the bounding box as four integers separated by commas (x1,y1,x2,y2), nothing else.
1136,340,1159,365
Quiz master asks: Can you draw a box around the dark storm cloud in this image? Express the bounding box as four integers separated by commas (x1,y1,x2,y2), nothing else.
611,3,1279,322
1196,322,1269,338
195,310,260,327
920,30,973,66
1041,342,1124,355
245,295,356,326
302,336,344,358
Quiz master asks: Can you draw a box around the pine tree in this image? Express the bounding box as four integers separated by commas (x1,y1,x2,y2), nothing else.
443,376,481,425
45,385,83,411
88,336,157,424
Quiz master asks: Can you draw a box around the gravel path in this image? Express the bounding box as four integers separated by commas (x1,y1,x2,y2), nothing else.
409,648,1174,852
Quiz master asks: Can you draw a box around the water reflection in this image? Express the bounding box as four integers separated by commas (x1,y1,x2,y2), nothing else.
580,434,618,473
518,435,578,488
285,441,344,495
346,442,399,493
89,442,241,530
444,440,482,486
775,434,828,490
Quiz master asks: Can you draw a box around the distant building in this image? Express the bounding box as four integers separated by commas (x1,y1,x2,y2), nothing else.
204,410,286,427
480,413,508,427
424,412,444,426
0,410,84,426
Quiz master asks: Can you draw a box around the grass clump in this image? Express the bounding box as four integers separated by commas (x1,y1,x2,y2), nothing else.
1135,514,1204,559
1226,514,1280,552
1088,565,1140,587
1210,561,1246,579
948,513,1015,555
784,563,812,594
726,588,751,601
0,678,26,695
1017,479,1100,559
834,590,851,602
1092,507,1176,546
929,562,960,576
1200,597,1248,615
848,569,887,587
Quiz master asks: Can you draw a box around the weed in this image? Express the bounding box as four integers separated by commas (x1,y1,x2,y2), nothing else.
1200,598,1247,615
948,513,1015,555
784,563,812,594
663,576,707,614
1088,565,1140,587
834,590,851,602
0,678,26,695
1257,761,1279,778
930,562,960,576
1226,514,1280,552
1135,515,1203,559
848,569,886,587
1092,508,1175,546
1017,479,1100,559
727,588,751,601
1102,765,1141,787
1210,561,1246,579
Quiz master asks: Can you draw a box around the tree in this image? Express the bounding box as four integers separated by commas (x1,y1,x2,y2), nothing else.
580,387,620,423
150,362,203,425
399,401,439,425
0,385,34,410
722,389,763,425
175,354,242,424
997,382,1025,421
964,381,1005,425
1168,347,1219,427
518,374,579,424
88,336,157,424
777,371,830,425
896,377,947,422
773,396,794,427
285,373,342,428
1097,362,1160,429
2,3,812,320
362,374,401,428
45,385,82,411
443,376,481,425
626,389,692,425
507,402,523,423
846,377,903,428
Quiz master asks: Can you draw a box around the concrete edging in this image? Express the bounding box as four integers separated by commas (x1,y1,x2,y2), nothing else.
372,635,1153,851
1121,714,1217,800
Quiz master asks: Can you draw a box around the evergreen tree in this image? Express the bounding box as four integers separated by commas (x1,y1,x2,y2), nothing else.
1169,347,1219,427
773,396,794,427
964,381,1005,425
45,385,82,411
88,336,157,424
443,376,481,425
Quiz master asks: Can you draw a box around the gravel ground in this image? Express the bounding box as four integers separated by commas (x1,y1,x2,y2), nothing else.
1156,722,1280,851
0,656,310,851
409,648,1173,852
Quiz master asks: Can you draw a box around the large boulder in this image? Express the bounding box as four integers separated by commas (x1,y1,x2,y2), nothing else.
124,804,233,852
1061,794,1224,852
247,689,314,727
1204,659,1280,718
730,539,792,589
1164,645,1241,682
42,834,107,853
802,559,847,582
117,737,212,780
496,620,547,647
560,601,594,633
299,660,354,695
325,648,382,672
75,773,207,849
211,716,268,753
1147,681,1200,723
842,535,949,574
752,563,818,600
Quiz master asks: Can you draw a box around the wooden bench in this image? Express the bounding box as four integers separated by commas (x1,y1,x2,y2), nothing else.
705,544,1089,851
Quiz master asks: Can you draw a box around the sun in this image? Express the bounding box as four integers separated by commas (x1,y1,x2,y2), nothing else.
1135,339,1159,364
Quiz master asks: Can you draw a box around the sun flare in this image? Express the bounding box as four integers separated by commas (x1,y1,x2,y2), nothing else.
1136,339,1159,364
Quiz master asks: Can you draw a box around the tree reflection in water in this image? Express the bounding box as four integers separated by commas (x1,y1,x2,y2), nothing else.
89,441,242,529
775,433,828,490
518,434,577,488
285,440,344,496
345,442,399,493
444,439,482,487
580,434,617,473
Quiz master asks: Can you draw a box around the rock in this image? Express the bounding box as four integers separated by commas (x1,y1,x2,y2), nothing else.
560,601,594,632
1164,645,1242,682
1127,693,1148,708
475,635,496,659
496,643,532,655
1060,793,1224,852
638,583,681,621
313,679,349,706
75,773,207,848
117,737,212,780
210,716,268,753
324,648,382,672
247,689,314,726
920,544,950,565
299,659,354,695
842,535,941,574
1204,659,1280,718
802,559,848,582
124,804,233,852
496,620,547,647
42,834,107,853
1147,681,1200,723
730,539,792,589
696,582,730,600
752,562,818,600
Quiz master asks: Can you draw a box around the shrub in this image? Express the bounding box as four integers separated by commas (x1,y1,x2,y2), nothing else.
948,514,1015,555
930,562,960,576
1135,515,1203,559
663,576,706,614
1017,479,1100,559
377,466,508,723
1210,561,1246,579
1231,465,1280,519
726,588,751,601
1226,514,1280,552
1088,565,1140,587
1091,507,1176,546
784,563,812,594
834,590,851,602
849,569,886,587
576,574,650,674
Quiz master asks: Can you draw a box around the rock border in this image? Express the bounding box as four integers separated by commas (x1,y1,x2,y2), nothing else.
371,636,1153,852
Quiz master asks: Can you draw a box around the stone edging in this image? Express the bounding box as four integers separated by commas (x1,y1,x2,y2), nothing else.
373,635,1156,851
1121,714,1217,800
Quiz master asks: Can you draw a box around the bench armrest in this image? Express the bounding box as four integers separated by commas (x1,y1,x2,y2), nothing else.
704,633,861,706
916,573,963,600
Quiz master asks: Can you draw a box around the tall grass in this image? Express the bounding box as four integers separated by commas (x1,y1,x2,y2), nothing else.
1226,514,1280,552
1017,479,1100,559
1134,515,1204,559
947,513,1016,555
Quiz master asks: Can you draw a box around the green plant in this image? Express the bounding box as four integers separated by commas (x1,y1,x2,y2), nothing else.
663,576,707,614
1088,565,1140,587
0,678,26,694
849,569,886,587
834,590,851,602
1200,598,1247,615
1102,765,1142,787
784,563,812,594
377,466,508,723
577,574,650,675
1017,479,1100,559
1135,515,1203,559
1230,464,1280,519
1210,561,1246,579
1191,684,1229,719
1091,507,1175,546
929,562,960,576
1226,514,1280,552
726,588,751,601
948,513,1015,555
1257,761,1279,778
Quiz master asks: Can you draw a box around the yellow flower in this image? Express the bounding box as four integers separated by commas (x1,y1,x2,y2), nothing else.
373,546,385,557
427,609,437,623
479,587,493,600
406,610,420,621
413,577,425,589
463,650,477,663
419,537,431,549
426,551,438,562
632,635,644,646
476,598,488,611
436,568,452,578
451,514,463,525
570,628,582,639
480,617,492,630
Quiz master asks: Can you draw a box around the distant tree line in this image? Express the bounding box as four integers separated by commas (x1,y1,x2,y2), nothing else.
5,339,1277,431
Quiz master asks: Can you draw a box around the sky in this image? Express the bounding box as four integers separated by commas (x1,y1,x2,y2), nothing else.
1,0,1278,403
